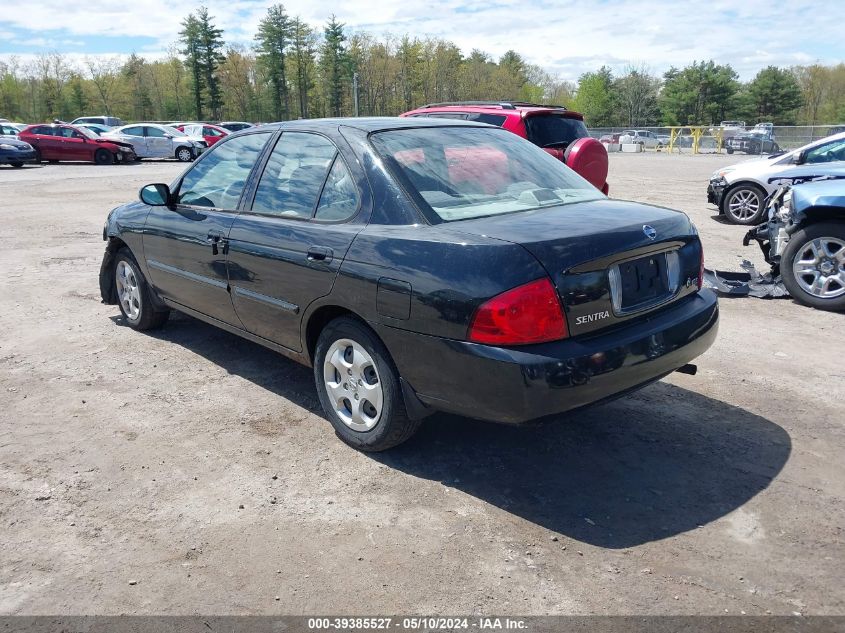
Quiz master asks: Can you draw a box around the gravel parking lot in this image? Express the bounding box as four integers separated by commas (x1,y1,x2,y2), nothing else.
0,152,842,615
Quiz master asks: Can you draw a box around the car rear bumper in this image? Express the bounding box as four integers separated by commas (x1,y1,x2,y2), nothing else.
375,289,719,424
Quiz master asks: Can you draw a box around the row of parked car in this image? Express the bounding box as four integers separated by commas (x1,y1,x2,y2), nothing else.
0,116,255,167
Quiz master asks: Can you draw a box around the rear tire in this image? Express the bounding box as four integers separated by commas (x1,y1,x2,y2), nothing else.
113,248,170,330
175,146,193,162
781,222,845,312
726,148,734,154
314,316,421,451
11,162,23,168
94,148,112,165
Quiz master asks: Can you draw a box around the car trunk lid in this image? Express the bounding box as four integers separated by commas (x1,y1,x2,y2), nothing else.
451,198,704,336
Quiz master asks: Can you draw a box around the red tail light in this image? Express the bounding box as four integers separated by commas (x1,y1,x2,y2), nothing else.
698,244,705,289
468,278,568,345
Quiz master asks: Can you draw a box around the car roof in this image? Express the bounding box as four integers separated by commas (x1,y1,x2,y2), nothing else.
249,116,498,134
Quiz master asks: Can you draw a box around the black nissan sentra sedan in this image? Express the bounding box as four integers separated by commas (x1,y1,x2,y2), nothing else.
99,118,718,451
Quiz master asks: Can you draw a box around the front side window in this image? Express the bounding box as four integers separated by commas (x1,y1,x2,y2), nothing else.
145,126,167,138
251,132,337,219
371,126,602,222
804,139,845,164
176,132,272,209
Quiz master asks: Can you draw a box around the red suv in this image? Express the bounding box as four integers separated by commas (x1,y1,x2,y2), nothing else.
19,123,137,164
401,101,608,193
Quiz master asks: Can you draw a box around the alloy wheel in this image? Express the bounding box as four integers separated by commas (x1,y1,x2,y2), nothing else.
322,338,383,432
727,189,760,222
115,260,142,321
792,237,845,300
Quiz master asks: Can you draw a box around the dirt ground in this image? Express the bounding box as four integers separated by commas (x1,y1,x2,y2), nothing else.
0,151,842,616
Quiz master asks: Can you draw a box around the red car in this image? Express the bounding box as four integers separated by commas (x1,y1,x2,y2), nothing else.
19,123,137,164
401,101,609,194
175,123,229,146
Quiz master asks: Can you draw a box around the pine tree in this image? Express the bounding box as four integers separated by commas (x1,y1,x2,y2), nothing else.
179,13,204,119
319,16,350,117
256,4,292,121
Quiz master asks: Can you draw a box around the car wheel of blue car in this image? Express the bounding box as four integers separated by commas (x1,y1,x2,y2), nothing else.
314,316,421,451
782,222,845,312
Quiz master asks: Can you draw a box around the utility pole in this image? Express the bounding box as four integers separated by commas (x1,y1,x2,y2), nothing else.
352,72,359,117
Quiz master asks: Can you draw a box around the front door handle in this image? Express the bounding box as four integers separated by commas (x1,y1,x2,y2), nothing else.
306,246,333,263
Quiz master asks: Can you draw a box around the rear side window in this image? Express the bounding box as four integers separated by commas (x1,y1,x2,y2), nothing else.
524,115,588,149
175,132,271,209
466,113,507,127
251,132,337,219
122,126,144,136
29,126,52,135
314,157,359,221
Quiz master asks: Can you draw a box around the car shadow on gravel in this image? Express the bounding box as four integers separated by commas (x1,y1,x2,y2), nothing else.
374,382,791,549
132,313,790,549
121,312,322,413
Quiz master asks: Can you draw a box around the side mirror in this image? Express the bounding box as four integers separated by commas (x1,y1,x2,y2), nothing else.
164,134,173,139
792,152,804,165
139,183,172,207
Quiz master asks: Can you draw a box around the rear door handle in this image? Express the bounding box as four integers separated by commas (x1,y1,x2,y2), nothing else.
207,230,227,256
306,246,333,263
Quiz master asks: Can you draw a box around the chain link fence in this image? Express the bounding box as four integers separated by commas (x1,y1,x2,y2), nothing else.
588,124,845,154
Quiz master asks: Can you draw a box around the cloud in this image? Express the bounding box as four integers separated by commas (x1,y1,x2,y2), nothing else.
0,0,842,81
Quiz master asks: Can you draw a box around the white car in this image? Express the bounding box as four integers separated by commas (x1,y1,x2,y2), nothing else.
707,131,845,224
103,124,206,162
622,130,661,148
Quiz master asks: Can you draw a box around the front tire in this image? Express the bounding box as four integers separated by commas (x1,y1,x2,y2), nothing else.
781,222,845,312
114,249,170,330
314,316,421,451
175,146,193,162
722,183,766,225
94,148,112,165
11,162,23,168
726,147,734,154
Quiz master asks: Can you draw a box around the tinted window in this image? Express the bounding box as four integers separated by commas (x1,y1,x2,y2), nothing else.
29,126,52,135
371,126,601,222
122,126,144,137
466,113,507,127
251,132,337,218
524,115,589,148
314,157,359,221
145,126,167,138
176,133,271,209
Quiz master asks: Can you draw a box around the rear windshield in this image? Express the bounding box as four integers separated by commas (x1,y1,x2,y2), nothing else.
524,114,588,149
370,126,602,223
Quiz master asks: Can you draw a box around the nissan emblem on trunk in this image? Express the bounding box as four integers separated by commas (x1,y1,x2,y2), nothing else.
643,225,657,240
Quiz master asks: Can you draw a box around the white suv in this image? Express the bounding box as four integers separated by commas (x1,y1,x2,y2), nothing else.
707,132,845,224
103,124,206,161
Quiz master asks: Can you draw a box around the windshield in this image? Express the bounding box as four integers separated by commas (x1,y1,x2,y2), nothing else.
76,126,99,140
370,126,603,223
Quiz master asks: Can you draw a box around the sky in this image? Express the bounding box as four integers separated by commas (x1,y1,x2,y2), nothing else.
0,0,843,82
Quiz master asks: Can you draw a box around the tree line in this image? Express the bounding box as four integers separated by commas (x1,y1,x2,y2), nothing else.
0,3,843,127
